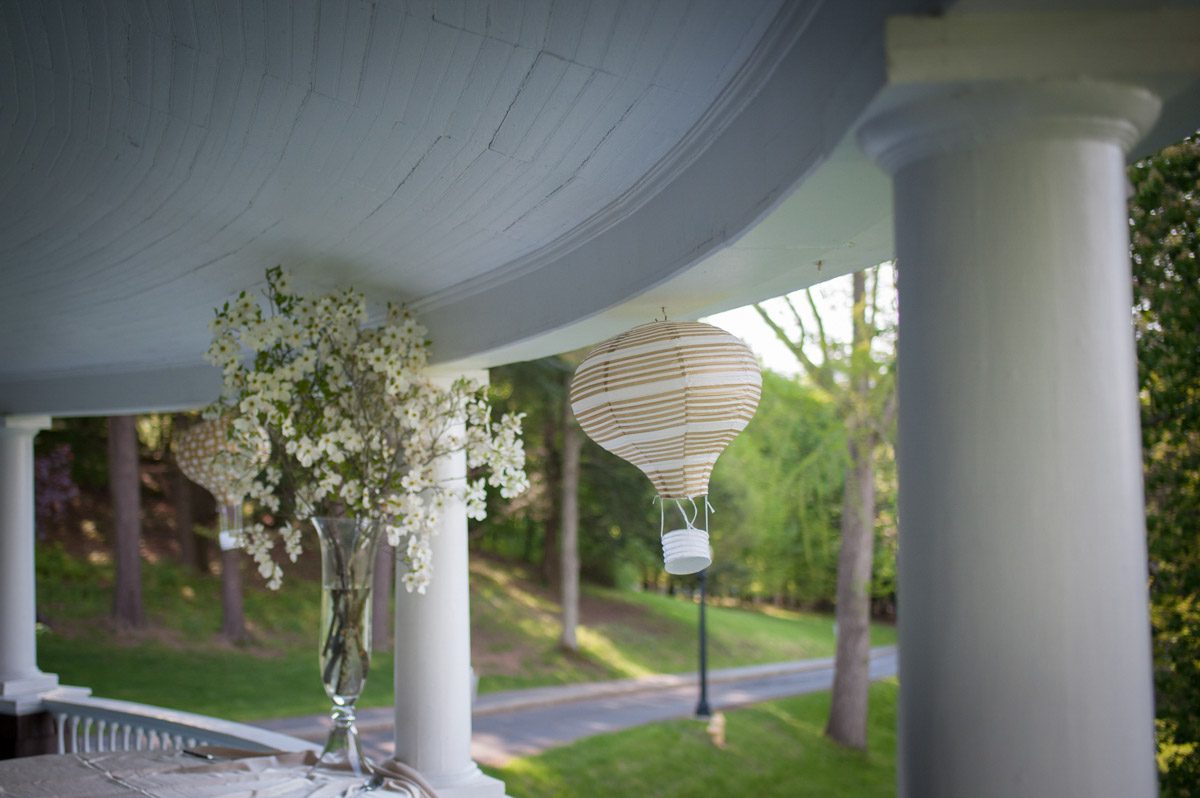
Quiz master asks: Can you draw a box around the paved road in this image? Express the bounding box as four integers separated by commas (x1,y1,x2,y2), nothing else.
257,647,898,767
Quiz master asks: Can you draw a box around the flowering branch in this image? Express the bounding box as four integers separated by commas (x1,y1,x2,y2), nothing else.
205,266,528,592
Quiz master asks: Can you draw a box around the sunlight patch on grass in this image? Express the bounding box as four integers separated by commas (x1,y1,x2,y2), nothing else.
575,626,656,678
472,560,551,616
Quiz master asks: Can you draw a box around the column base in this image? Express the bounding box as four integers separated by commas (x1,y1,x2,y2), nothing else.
393,761,508,798
0,673,60,714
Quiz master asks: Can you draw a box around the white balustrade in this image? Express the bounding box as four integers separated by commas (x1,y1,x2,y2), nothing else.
42,691,319,755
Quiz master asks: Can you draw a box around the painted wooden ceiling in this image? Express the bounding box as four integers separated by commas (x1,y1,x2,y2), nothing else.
2,0,1197,415
1,1,784,401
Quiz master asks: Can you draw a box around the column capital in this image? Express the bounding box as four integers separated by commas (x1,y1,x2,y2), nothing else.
0,415,51,435
859,81,1162,175
883,11,1200,87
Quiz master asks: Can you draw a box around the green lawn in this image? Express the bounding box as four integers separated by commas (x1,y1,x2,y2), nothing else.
36,544,895,721
37,635,395,722
485,680,899,798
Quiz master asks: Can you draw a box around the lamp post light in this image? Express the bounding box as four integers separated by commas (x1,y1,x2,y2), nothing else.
695,569,712,718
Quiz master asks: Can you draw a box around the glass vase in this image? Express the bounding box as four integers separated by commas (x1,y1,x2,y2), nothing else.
217,502,243,551
310,516,385,778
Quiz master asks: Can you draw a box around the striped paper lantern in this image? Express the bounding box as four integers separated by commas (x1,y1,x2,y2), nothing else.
570,320,762,500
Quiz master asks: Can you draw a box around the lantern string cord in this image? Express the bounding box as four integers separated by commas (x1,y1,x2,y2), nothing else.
658,495,713,537
672,498,702,530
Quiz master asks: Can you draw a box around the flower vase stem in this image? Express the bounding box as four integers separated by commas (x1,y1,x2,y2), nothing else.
310,516,384,778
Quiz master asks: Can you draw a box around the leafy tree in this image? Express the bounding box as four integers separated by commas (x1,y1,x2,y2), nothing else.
486,357,659,592
1129,135,1200,795
485,358,571,569
577,441,660,586
36,417,109,490
34,444,79,537
485,357,587,649
755,265,896,750
710,370,846,606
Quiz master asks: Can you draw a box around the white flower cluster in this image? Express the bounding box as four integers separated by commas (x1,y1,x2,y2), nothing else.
205,266,528,592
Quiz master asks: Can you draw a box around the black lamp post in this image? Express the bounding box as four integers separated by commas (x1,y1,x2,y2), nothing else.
695,569,712,718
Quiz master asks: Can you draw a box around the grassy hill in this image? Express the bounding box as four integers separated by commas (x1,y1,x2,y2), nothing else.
471,558,895,692
35,543,895,721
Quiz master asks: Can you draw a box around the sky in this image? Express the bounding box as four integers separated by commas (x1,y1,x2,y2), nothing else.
702,303,803,376
702,264,895,376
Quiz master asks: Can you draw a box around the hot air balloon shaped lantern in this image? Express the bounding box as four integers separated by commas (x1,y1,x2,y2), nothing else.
174,418,266,551
569,320,761,574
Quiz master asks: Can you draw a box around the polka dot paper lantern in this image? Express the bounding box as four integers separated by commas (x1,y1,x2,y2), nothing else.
174,418,261,550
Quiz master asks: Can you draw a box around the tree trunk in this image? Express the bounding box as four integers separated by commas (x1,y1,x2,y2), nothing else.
826,269,877,750
372,541,393,652
559,395,583,652
541,402,562,587
825,442,876,749
219,548,246,643
170,413,198,569
172,464,197,569
192,483,214,574
521,520,536,563
108,415,143,629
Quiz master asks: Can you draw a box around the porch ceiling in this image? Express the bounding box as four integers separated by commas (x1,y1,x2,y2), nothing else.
2,0,1198,416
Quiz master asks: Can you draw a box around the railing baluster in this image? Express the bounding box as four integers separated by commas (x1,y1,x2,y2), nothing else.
40,696,315,756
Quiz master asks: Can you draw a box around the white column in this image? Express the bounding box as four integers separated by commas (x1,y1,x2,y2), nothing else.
393,373,506,798
0,415,59,710
862,82,1161,797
